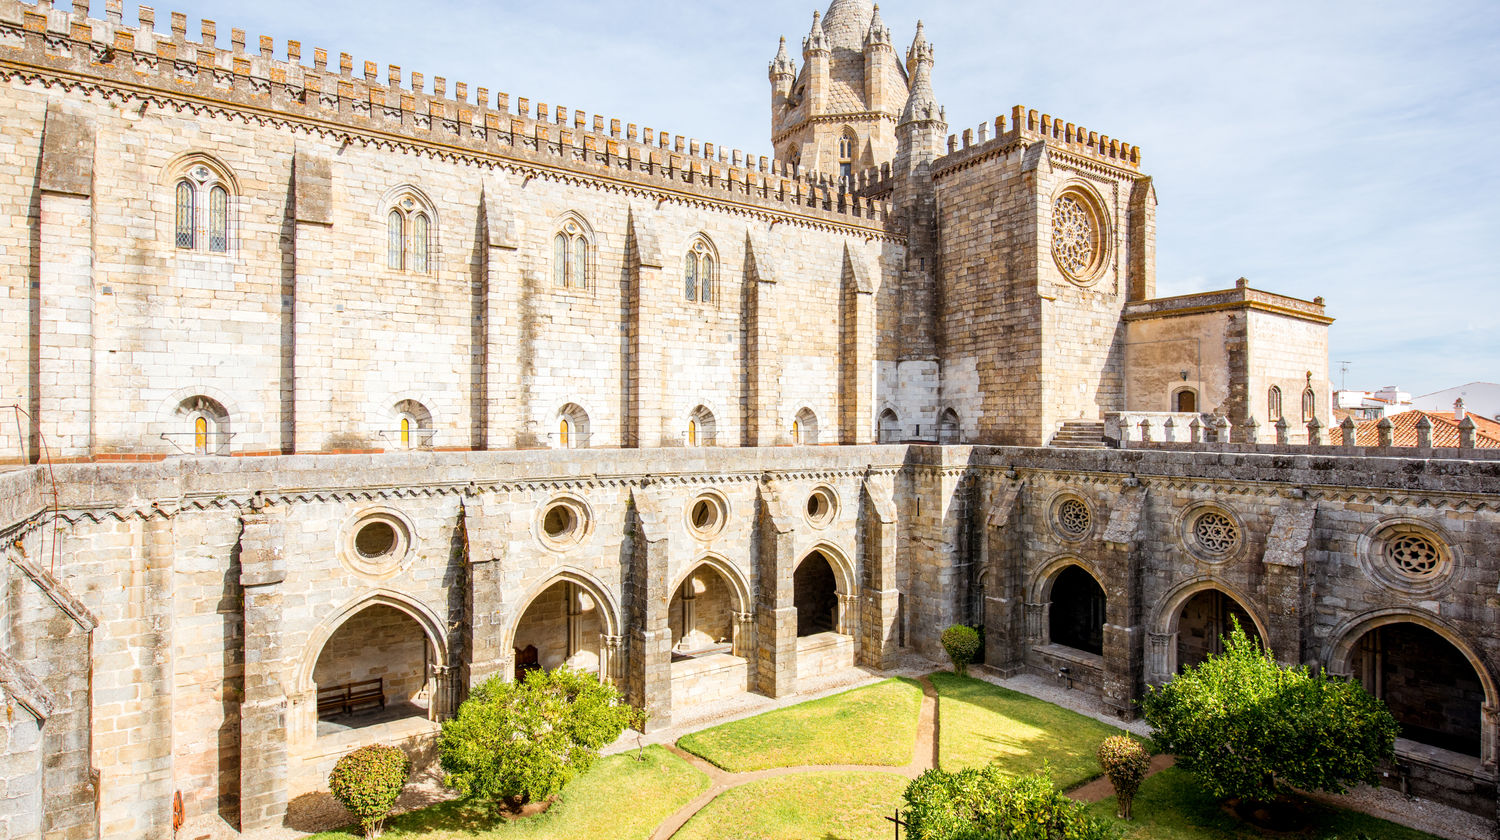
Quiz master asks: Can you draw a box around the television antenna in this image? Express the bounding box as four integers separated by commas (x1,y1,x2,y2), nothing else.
1336,361,1351,392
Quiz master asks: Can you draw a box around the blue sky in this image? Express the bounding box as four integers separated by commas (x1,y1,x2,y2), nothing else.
105,0,1499,396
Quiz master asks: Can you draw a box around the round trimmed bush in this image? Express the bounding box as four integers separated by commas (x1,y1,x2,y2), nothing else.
940,625,981,677
1096,735,1150,819
328,744,411,837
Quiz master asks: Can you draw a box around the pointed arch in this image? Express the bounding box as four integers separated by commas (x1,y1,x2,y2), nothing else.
1154,576,1269,642
1326,609,1497,708
380,185,440,275
877,407,901,443
793,406,819,445
669,553,752,613
502,567,622,654
797,541,857,597
295,589,450,695
683,234,718,303
163,151,240,253
552,211,596,290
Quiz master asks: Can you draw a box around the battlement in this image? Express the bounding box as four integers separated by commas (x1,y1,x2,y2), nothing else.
0,0,891,230
932,104,1142,177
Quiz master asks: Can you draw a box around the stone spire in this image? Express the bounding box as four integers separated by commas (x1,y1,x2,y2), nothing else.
822,0,876,50
906,19,932,77
803,10,830,55
769,36,796,80
900,22,939,126
864,3,891,48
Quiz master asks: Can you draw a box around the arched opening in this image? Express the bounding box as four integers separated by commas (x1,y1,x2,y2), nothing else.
555,403,590,449
312,604,434,736
1175,589,1261,671
687,405,716,447
1302,387,1317,423
670,568,736,655
794,407,819,445
1268,386,1283,422
173,395,230,455
1049,565,1105,655
1174,388,1198,413
878,409,901,443
392,399,432,450
512,581,606,680
667,559,753,708
794,551,841,638
937,408,961,444
1350,622,1485,757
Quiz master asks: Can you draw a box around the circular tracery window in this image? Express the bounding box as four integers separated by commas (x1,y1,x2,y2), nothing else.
339,508,413,579
805,486,838,528
1051,190,1106,283
1192,512,1240,555
1057,499,1090,537
1386,533,1442,579
686,493,728,539
537,495,592,551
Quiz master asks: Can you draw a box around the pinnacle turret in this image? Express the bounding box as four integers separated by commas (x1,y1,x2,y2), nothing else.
769,36,796,80
906,20,933,76
803,10,830,55
864,3,892,48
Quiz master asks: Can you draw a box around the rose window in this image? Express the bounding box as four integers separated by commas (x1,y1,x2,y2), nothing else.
1387,534,1441,579
1057,499,1090,537
1052,194,1100,280
1192,512,1239,554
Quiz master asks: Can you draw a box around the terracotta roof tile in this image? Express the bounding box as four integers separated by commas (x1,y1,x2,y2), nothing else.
1348,410,1500,448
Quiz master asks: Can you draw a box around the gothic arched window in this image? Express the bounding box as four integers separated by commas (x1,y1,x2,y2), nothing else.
553,218,591,289
172,160,234,253
385,192,435,274
838,132,855,180
1302,387,1317,423
684,237,716,303
1268,386,1283,422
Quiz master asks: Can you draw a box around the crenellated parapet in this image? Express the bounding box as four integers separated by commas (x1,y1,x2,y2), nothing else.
0,0,893,231
931,105,1143,179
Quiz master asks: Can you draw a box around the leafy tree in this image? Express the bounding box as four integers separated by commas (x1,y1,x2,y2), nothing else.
940,624,983,677
1095,735,1149,819
327,744,411,838
903,766,1120,840
1140,619,1397,806
438,666,639,806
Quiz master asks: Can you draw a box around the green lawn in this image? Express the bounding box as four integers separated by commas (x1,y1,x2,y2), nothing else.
674,771,910,840
931,671,1129,788
305,745,708,840
1086,767,1441,840
677,677,924,772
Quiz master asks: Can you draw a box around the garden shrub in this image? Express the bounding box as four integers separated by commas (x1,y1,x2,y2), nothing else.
328,744,411,838
1141,619,1397,806
439,666,640,805
1095,735,1149,819
940,624,982,677
903,765,1120,840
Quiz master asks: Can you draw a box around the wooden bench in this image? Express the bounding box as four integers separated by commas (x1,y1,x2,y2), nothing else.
317,678,385,718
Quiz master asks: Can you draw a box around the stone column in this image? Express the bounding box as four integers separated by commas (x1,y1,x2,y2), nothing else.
626,211,666,447
1024,602,1048,643
627,487,673,730
238,508,290,832
731,612,755,659
1101,483,1148,720
462,496,510,687
840,245,877,444
676,584,696,650
290,148,334,452
566,582,584,660
860,474,900,669
480,183,521,449
744,230,781,446
1147,631,1176,686
600,635,624,685
36,104,96,459
1481,703,1498,770
756,481,799,698
983,477,1026,673
1262,497,1316,667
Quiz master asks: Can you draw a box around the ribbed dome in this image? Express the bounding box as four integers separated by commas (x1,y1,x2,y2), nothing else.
821,0,875,51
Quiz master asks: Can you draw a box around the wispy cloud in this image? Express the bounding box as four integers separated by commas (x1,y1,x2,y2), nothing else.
94,0,1500,395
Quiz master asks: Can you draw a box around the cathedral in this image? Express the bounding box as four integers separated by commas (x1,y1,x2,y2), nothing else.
0,0,1495,837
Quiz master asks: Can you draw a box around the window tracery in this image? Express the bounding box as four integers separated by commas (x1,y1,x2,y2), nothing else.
386,194,433,273
553,219,591,289
173,163,233,254
684,237,716,303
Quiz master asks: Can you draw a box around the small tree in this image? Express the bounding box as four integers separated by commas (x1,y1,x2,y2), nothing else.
327,744,411,838
940,624,982,677
439,666,637,806
1096,735,1150,819
1141,619,1398,807
903,766,1120,840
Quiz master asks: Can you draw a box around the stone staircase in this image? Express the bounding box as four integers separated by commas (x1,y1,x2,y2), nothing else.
1049,420,1108,449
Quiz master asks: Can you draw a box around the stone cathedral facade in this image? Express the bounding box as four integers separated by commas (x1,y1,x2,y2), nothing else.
0,0,1497,837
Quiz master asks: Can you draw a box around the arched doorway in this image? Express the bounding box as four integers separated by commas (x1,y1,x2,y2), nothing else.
1349,622,1486,757
1174,388,1197,413
794,552,840,637
1175,588,1261,671
510,576,621,683
312,604,435,734
1049,565,1105,655
668,559,754,708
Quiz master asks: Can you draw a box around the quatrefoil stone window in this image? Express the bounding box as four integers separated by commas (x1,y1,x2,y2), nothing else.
1192,511,1239,555
1051,190,1105,283
1057,498,1090,538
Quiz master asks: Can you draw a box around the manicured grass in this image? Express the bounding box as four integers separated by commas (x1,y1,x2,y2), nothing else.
677,677,924,772
305,745,708,840
931,671,1128,788
1086,767,1441,840
674,771,910,840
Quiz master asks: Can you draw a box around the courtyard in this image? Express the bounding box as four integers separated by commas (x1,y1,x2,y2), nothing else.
299,668,1467,840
